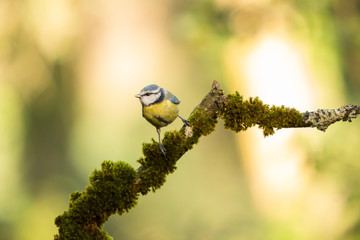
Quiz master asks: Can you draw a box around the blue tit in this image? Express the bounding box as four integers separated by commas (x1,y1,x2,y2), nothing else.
135,84,188,155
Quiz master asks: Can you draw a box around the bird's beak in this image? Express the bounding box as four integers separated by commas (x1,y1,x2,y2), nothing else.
135,94,141,98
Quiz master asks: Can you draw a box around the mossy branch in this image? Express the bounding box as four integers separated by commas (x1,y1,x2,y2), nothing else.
55,81,359,239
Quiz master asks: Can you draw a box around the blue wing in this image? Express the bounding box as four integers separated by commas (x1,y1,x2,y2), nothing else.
168,94,180,104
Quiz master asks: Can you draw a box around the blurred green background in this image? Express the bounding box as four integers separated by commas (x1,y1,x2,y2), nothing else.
1,0,360,239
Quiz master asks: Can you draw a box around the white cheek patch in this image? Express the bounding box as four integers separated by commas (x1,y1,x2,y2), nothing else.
142,92,161,106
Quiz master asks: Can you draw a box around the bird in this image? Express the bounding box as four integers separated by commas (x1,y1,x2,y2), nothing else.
135,84,189,155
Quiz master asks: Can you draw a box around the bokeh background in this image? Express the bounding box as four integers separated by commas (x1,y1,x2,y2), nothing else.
1,0,360,239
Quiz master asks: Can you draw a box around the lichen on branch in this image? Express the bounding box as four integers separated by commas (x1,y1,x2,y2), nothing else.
302,105,360,131
54,81,359,239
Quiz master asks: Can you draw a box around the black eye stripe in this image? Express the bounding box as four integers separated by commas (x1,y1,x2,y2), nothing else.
141,90,160,97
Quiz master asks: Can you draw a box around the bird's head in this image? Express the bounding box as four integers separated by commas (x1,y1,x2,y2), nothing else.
135,84,164,106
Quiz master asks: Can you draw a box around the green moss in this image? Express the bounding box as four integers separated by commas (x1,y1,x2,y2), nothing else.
162,131,189,160
221,92,303,136
89,161,139,215
188,107,218,137
137,131,190,195
55,161,138,240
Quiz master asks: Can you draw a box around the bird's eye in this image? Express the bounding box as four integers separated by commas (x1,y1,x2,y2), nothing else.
144,93,151,96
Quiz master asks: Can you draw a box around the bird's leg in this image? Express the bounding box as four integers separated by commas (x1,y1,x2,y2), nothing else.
157,128,166,155
178,115,190,126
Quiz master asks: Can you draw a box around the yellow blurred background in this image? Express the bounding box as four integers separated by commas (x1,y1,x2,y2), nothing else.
1,0,360,239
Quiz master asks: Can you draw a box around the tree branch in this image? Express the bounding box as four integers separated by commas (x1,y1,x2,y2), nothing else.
55,81,359,239
301,105,360,131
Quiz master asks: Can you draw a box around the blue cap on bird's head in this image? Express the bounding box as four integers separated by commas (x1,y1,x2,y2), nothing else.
142,84,160,92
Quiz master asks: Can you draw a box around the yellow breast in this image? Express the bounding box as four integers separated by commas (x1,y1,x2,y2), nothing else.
142,99,179,129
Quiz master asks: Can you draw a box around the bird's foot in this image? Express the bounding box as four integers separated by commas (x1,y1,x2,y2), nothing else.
159,143,166,155
178,115,190,127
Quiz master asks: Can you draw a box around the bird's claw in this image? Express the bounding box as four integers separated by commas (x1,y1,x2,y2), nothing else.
182,119,190,127
178,115,190,127
159,143,166,155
